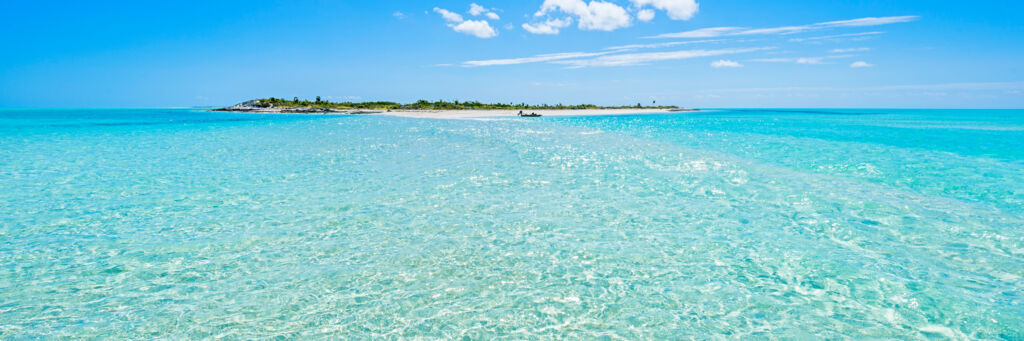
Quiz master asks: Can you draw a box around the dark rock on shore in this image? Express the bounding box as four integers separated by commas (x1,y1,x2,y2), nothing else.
211,100,382,114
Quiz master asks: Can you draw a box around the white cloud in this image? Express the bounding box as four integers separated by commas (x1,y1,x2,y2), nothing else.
821,16,918,27
452,20,498,38
522,17,574,35
434,7,497,38
637,9,656,22
649,15,917,39
433,7,464,23
797,57,824,64
604,39,723,51
790,31,884,42
393,11,406,19
469,3,487,16
469,3,501,20
831,47,871,53
434,6,497,38
711,60,742,68
739,25,814,36
630,0,699,21
463,51,612,67
554,47,771,68
460,44,770,68
535,0,632,32
649,27,744,38
751,54,854,65
850,61,873,68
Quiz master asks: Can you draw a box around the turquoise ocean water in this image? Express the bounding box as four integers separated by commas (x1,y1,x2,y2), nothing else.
1,108,1022,338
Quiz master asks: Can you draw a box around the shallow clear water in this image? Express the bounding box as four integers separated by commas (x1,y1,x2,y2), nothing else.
1,108,1022,339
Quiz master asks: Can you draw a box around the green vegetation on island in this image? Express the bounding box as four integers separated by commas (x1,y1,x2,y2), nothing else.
255,97,680,110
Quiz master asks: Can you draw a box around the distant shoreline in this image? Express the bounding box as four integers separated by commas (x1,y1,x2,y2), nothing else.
380,108,695,119
211,99,697,119
210,107,384,115
211,99,695,118
212,107,699,119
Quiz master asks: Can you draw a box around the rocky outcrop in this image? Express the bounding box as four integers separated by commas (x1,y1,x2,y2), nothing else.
212,100,382,115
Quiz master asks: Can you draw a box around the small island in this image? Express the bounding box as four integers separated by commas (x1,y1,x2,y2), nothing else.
214,97,698,118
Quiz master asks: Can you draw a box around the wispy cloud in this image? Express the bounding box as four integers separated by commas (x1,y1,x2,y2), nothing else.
651,27,743,39
820,16,918,27
648,15,917,39
831,47,871,53
433,7,463,23
751,54,854,65
749,57,828,64
461,47,771,68
463,51,613,67
789,31,884,42
393,11,406,19
711,60,742,68
603,39,726,51
554,47,772,68
850,61,873,68
797,57,827,64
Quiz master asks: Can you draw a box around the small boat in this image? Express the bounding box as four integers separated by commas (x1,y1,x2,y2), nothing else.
518,111,542,117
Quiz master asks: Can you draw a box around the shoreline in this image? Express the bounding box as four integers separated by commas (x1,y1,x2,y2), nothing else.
210,107,384,115
213,108,696,119
210,99,697,119
380,108,691,119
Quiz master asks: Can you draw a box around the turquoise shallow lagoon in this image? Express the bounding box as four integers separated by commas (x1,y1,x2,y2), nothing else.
1,109,1022,338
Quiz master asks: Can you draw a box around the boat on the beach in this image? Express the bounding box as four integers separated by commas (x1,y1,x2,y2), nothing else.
518,111,542,117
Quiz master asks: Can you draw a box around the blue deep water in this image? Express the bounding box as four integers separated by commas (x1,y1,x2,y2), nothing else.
1,108,1022,338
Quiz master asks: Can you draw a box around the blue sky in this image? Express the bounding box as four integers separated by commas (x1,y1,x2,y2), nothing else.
0,0,1021,108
